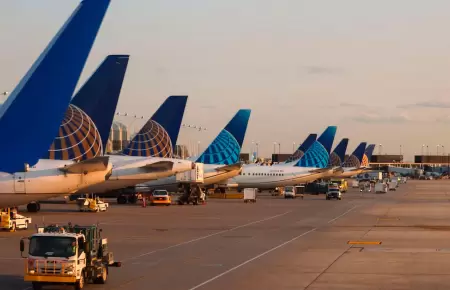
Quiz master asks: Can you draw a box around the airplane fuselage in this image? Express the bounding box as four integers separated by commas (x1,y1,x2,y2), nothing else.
137,164,242,192
226,164,333,189
0,159,112,208
74,155,194,194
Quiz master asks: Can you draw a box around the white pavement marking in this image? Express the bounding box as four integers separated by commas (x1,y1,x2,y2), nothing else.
187,228,317,290
187,205,360,290
122,211,292,262
327,205,358,224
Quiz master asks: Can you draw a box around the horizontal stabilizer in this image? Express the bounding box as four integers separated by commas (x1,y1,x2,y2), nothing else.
332,167,344,174
59,156,110,174
308,167,333,174
140,161,174,172
214,163,242,172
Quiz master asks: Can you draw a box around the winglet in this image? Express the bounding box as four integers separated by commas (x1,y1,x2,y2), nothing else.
328,138,349,166
0,0,111,173
285,133,317,163
122,95,188,157
71,55,130,153
196,109,251,165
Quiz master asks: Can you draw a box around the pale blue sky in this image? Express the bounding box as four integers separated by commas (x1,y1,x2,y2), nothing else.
2,0,450,160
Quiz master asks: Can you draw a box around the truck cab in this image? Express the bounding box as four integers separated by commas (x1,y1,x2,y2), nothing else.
326,184,342,200
21,224,120,290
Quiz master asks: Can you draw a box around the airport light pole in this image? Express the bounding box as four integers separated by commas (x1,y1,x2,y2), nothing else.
400,145,402,155
379,144,383,155
278,143,281,154
273,142,277,154
197,141,200,156
256,142,259,160
292,142,296,153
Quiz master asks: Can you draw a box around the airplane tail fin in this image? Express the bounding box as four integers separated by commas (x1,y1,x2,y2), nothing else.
122,95,188,157
45,55,129,161
361,144,376,167
285,134,317,163
342,142,367,168
295,126,337,168
0,0,110,173
71,55,129,154
328,138,349,166
196,109,251,165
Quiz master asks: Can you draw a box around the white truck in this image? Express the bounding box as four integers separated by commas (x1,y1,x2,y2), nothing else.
243,188,257,203
375,182,388,193
284,186,296,199
21,224,121,290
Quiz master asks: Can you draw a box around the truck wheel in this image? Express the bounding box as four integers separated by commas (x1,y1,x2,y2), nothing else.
24,221,29,230
10,223,16,232
95,265,108,284
75,271,85,289
32,282,42,290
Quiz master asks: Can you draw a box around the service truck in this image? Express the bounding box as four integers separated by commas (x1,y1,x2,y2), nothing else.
20,223,121,290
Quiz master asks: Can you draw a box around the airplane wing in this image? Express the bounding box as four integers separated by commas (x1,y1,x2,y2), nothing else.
59,156,110,174
214,163,242,172
140,161,174,172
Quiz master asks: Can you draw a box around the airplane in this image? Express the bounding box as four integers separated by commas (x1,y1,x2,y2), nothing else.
280,133,317,165
332,142,368,178
136,109,252,193
328,138,349,167
0,0,113,209
226,126,337,190
70,96,195,197
19,54,130,212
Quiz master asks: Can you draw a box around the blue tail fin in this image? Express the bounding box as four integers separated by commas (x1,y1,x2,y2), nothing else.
342,142,367,168
285,134,317,163
295,126,337,168
328,138,349,166
122,95,188,157
71,55,129,154
361,144,375,167
196,109,251,165
44,55,129,161
0,0,110,173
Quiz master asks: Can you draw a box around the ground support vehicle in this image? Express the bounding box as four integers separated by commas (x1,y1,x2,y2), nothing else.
326,184,342,200
0,208,31,231
243,188,257,203
21,223,121,290
176,164,205,205
77,198,108,212
149,190,171,206
375,182,388,193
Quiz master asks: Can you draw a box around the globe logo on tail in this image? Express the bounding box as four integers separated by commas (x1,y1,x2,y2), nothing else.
196,129,240,165
47,105,102,161
122,120,173,157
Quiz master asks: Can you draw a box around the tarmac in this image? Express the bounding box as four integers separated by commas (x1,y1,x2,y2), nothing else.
2,180,450,289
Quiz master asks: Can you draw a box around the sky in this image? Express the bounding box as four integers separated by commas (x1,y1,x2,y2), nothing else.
2,0,450,160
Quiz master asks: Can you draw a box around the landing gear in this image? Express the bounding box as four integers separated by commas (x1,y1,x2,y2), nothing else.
27,202,40,213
